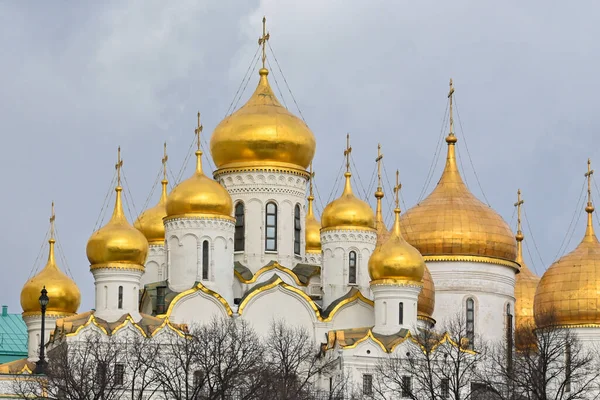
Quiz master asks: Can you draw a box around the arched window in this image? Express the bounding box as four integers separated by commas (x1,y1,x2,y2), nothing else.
118,286,123,309
466,298,475,348
234,202,245,251
265,202,278,251
294,204,301,255
399,302,404,325
202,240,209,280
349,251,357,284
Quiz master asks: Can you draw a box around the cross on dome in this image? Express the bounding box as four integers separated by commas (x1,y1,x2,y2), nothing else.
115,146,123,187
344,134,352,173
393,170,401,211
258,16,270,70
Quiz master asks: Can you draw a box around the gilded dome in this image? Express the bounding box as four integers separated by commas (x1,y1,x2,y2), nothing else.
305,194,321,253
166,151,233,219
534,206,600,327
87,186,149,269
135,179,168,245
515,236,539,332
418,265,435,318
400,134,517,262
322,172,375,231
369,207,425,283
21,238,80,316
210,68,316,171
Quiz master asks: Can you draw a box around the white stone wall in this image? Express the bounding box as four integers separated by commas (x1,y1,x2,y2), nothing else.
92,268,143,322
215,169,308,272
371,283,421,335
320,229,377,309
141,244,166,287
165,217,235,304
427,260,516,344
23,314,62,361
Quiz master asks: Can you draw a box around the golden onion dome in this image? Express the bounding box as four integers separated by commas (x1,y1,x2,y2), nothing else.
534,175,600,327
87,186,149,269
210,67,316,171
135,179,168,245
305,194,321,253
21,210,80,316
400,134,517,262
166,149,233,219
418,265,435,318
322,172,375,231
369,205,425,283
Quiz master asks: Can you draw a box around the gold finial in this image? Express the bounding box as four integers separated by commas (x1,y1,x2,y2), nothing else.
446,78,457,144
49,201,56,241
514,189,525,264
194,112,204,174
258,16,270,70
308,162,315,198
344,134,352,173
195,112,203,152
393,170,402,211
376,143,383,191
162,142,168,181
115,146,123,187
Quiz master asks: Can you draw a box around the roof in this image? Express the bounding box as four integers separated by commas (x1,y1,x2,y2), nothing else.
325,327,410,352
292,263,321,285
0,357,34,374
0,307,28,359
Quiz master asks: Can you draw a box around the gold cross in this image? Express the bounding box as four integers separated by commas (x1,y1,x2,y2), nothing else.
195,112,203,151
393,170,402,209
375,143,383,189
343,133,352,173
309,163,315,197
49,201,56,240
162,142,168,181
585,158,594,206
448,78,455,136
258,16,270,69
115,146,123,186
514,189,524,233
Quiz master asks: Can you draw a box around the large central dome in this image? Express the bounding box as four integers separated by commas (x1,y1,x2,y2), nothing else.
210,68,316,171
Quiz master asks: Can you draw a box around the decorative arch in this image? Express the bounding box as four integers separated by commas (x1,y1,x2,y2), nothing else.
234,261,308,287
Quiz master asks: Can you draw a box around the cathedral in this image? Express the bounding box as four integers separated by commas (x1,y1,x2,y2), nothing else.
2,18,600,399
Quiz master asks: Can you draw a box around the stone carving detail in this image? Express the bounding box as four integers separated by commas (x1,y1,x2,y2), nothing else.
321,230,377,245
165,218,234,231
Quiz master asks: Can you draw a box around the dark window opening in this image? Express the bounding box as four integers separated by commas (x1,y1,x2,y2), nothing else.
265,202,278,251
118,286,123,310
234,202,245,251
156,286,166,314
114,363,125,386
362,374,373,395
466,298,475,349
441,378,450,399
401,376,412,398
399,302,404,325
566,342,572,392
506,303,513,374
193,370,204,388
202,240,209,280
294,204,301,255
349,251,357,284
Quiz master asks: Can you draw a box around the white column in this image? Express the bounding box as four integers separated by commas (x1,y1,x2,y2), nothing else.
371,282,421,335
92,268,143,322
23,314,62,361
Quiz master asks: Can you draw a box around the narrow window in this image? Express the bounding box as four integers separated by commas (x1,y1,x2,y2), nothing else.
401,376,412,398
193,370,204,388
234,202,245,251
156,286,166,315
506,303,513,374
96,362,107,386
362,374,373,395
441,378,450,399
265,202,278,251
294,204,301,255
399,302,404,325
202,240,209,280
329,377,333,393
118,286,123,309
114,363,125,386
466,298,475,348
566,342,572,392
349,251,357,284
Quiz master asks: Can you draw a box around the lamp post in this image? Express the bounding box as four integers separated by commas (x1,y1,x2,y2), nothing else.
34,286,49,375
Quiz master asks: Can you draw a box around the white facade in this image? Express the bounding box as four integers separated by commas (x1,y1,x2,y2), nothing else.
23,314,62,361
215,169,308,273
320,228,377,308
371,282,421,335
140,245,166,287
92,267,143,322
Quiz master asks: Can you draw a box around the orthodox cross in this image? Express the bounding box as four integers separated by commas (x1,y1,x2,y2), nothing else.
309,163,315,197
49,201,56,240
195,112,203,151
393,170,402,209
258,17,270,69
115,146,123,187
448,78,455,136
514,189,524,234
375,143,383,189
344,134,352,173
585,158,594,206
162,142,168,181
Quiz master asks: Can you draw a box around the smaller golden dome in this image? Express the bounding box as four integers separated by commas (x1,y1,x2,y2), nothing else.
305,194,321,253
322,172,375,231
87,186,149,268
418,265,435,318
21,208,80,316
135,179,168,245
166,151,233,219
369,207,425,283
514,233,539,332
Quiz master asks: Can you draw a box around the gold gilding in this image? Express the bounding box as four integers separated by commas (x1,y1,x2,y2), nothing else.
305,164,321,252
167,114,233,219
400,80,516,262
210,67,316,171
418,265,435,318
21,205,80,315
369,172,425,283
322,172,375,231
513,190,539,331
535,160,600,327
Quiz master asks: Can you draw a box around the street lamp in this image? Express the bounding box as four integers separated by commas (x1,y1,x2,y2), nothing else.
34,287,49,375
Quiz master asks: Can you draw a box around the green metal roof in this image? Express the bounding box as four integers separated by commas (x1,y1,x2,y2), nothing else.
0,306,28,362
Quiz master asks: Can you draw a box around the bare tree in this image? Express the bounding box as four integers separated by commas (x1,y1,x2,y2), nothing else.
122,335,162,400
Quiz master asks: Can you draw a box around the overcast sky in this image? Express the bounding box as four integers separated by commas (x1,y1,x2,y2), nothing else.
1,1,599,313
